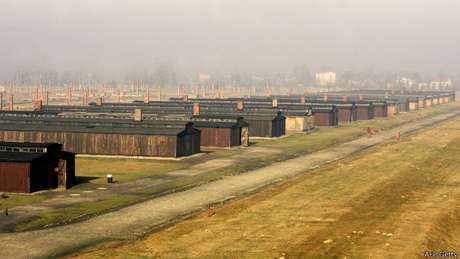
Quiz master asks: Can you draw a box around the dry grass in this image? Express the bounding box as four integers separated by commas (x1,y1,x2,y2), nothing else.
72,118,460,259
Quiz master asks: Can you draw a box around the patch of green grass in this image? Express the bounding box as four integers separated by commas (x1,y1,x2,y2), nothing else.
75,147,246,185
253,127,364,155
15,194,143,232
0,194,47,210
204,148,242,158
76,157,189,184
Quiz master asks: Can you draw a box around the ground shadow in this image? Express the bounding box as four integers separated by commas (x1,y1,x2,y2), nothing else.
74,176,101,185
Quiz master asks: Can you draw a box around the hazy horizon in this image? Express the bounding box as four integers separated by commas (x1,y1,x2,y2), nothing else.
1,0,459,80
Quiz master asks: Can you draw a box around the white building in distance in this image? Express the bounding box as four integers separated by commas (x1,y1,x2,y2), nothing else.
430,79,452,89
315,72,337,86
397,77,417,88
199,73,211,82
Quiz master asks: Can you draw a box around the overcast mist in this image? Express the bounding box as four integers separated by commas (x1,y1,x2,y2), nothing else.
1,0,459,79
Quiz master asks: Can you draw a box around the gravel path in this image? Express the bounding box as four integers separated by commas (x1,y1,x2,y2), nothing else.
0,110,458,258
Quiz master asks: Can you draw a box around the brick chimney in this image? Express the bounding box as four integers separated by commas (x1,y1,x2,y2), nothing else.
34,87,39,102
236,100,244,111
65,85,72,105
272,98,278,108
144,89,150,104
8,94,13,111
300,96,305,104
45,91,49,105
134,108,143,122
96,97,103,106
34,100,42,111
192,103,200,116
157,86,162,101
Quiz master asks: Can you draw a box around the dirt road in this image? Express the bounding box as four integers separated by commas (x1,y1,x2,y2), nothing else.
0,110,459,258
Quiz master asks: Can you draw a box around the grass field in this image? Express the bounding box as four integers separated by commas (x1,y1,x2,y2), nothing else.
71,117,460,259
75,157,189,185
3,101,460,233
74,102,460,185
0,194,47,210
253,101,460,155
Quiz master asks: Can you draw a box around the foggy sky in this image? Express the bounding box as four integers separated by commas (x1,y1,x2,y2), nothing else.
1,0,459,78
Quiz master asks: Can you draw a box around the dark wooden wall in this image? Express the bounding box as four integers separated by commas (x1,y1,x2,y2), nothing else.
0,130,181,157
399,102,409,112
356,107,374,120
0,162,30,193
314,112,337,127
63,152,76,189
373,106,388,118
30,158,56,193
176,131,201,157
337,108,353,123
247,118,285,138
199,128,231,147
271,117,286,137
247,120,271,137
230,127,242,146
